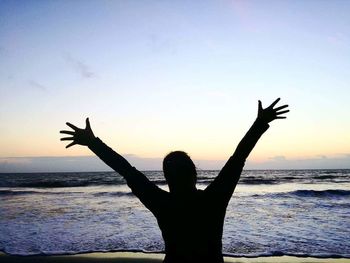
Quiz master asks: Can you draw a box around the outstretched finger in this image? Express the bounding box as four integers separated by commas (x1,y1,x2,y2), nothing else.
66,142,77,148
276,110,290,115
66,122,79,131
274,104,288,111
60,130,75,135
276,116,287,119
258,100,263,111
269,98,281,108
60,137,74,141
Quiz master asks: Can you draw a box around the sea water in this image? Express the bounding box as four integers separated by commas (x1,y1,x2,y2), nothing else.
0,170,349,257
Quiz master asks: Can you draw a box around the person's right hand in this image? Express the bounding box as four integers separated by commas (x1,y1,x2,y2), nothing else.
257,98,289,124
60,118,96,148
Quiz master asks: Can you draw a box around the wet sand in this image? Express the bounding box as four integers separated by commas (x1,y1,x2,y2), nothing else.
1,252,350,263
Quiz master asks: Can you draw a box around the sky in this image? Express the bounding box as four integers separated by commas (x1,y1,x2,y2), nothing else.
1,0,350,172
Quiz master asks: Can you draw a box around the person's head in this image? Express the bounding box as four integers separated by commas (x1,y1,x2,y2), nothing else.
163,151,197,194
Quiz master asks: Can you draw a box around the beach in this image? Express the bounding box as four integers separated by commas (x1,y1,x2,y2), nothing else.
1,252,350,263
1,170,349,258
2,0,350,261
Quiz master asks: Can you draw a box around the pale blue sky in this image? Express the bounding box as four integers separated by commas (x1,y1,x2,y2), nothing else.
1,0,350,171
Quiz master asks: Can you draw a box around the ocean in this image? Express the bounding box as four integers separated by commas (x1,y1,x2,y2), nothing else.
0,169,349,258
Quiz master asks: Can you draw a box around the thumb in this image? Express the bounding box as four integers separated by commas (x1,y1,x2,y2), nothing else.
258,100,262,111
86,117,91,130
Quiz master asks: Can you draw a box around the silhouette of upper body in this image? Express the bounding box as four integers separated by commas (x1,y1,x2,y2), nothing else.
60,98,289,263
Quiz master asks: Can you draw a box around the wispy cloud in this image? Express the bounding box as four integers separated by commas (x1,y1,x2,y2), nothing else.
247,154,350,170
0,157,32,165
147,34,177,55
0,155,162,173
327,32,349,47
269,155,286,161
29,80,47,91
63,53,96,79
1,154,350,173
228,0,258,32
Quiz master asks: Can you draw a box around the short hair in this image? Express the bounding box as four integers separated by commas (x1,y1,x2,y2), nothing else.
163,151,197,182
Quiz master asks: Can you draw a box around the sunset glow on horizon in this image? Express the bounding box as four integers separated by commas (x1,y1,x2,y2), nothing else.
1,0,350,171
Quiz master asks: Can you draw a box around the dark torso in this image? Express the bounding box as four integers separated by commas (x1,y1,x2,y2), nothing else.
151,190,227,263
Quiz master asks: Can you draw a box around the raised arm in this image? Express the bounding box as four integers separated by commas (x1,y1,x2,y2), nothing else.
230,98,289,162
59,118,165,211
205,98,289,203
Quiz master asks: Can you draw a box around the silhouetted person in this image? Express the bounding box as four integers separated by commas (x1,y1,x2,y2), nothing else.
60,98,289,263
